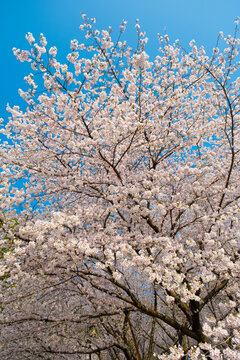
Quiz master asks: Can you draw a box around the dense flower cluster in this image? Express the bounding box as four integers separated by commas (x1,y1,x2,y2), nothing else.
0,14,240,360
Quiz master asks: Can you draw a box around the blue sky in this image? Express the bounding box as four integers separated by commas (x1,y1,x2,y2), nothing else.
1,0,239,122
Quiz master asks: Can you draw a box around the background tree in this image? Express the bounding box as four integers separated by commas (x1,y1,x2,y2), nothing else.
0,15,240,360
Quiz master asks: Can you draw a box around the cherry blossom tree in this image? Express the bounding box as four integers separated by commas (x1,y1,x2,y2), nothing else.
0,14,240,360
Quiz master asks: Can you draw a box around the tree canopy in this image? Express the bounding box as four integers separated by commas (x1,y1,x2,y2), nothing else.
0,15,240,360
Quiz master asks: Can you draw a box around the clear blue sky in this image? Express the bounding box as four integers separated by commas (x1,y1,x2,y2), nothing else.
1,0,239,122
